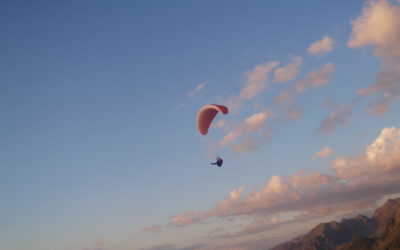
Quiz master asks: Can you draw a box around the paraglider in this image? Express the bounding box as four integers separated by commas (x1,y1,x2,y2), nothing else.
197,104,229,135
210,156,223,167
196,104,229,167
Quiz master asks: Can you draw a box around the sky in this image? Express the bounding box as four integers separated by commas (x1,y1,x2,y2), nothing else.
2,0,400,250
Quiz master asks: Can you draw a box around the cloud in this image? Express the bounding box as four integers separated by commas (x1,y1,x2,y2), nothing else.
318,102,354,133
296,63,335,90
170,127,400,230
226,61,279,112
272,57,303,83
308,36,335,55
240,61,279,100
348,0,400,115
333,127,400,179
216,219,280,239
219,111,270,149
348,0,400,52
314,146,333,158
275,63,335,122
188,81,208,97
232,137,267,153
211,119,226,129
277,63,336,105
366,127,400,161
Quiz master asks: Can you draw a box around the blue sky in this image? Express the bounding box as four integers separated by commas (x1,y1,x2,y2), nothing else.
2,1,400,250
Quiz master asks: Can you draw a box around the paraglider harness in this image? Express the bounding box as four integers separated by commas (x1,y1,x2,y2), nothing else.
210,157,223,167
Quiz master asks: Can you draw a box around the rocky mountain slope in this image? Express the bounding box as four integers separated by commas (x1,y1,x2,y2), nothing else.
270,198,400,250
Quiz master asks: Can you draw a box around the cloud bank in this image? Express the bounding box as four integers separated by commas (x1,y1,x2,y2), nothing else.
171,127,400,232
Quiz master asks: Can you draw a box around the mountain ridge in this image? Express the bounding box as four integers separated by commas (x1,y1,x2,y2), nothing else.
269,198,400,250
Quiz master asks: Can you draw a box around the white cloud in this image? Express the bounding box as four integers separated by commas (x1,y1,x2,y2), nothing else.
272,57,303,83
366,127,400,161
308,36,335,55
348,0,400,115
348,0,400,52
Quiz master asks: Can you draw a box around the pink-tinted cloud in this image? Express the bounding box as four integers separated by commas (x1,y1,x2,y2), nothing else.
231,136,269,153
275,63,335,123
308,36,335,55
219,111,270,149
277,63,336,105
296,63,335,90
348,0,400,115
240,61,279,100
333,127,400,179
272,57,303,83
226,61,279,112
211,119,226,129
170,127,400,229
313,146,333,158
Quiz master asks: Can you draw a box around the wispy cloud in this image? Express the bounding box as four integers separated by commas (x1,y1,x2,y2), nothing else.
272,57,303,83
240,61,279,100
318,102,354,133
308,36,335,55
277,63,336,105
219,111,270,152
188,81,208,97
226,61,279,112
211,119,226,129
314,146,333,158
295,63,335,91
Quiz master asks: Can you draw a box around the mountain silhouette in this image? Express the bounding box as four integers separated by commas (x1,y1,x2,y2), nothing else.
270,198,400,250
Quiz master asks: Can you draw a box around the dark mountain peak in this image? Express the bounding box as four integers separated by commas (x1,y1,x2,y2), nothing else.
270,197,400,250
373,198,400,221
271,217,374,250
372,198,400,237
309,221,340,237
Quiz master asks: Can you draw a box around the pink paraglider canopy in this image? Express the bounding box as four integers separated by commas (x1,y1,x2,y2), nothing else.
197,104,229,135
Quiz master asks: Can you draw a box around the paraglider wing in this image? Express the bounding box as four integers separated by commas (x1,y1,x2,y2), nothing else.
197,104,229,135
